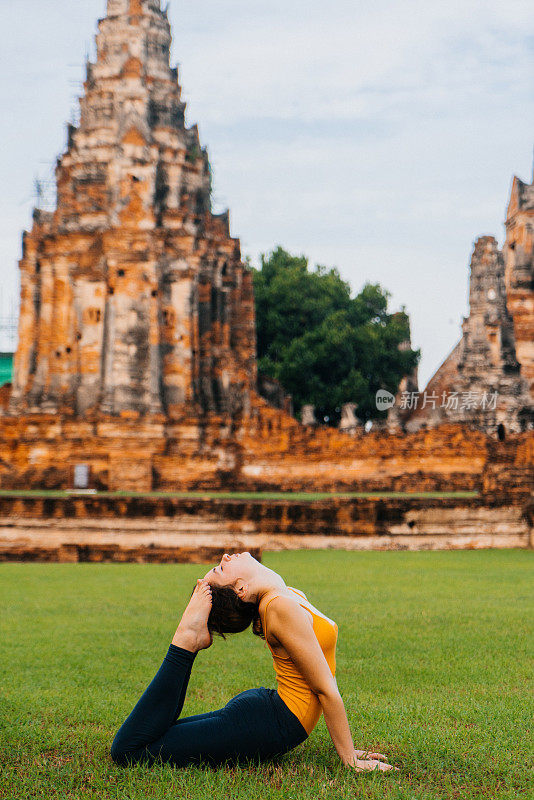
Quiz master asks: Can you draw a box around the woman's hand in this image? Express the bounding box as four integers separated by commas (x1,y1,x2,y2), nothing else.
344,749,399,772
352,758,399,772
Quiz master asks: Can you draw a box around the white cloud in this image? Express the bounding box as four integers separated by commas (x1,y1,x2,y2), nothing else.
174,0,532,125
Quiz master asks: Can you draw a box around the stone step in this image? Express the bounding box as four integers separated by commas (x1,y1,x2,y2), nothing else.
0,504,528,537
0,504,530,537
0,517,244,533
0,529,529,562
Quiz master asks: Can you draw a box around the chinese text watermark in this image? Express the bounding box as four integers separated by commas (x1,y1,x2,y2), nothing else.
376,390,499,411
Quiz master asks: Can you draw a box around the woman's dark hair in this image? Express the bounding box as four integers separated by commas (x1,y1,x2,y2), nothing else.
190,583,265,640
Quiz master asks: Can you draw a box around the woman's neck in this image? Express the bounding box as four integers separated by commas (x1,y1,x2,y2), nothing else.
255,572,290,609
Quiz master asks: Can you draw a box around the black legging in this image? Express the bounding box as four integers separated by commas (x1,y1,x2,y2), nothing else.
110,644,309,768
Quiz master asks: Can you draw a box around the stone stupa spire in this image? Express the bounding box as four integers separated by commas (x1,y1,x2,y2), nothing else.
9,0,257,419
106,0,163,18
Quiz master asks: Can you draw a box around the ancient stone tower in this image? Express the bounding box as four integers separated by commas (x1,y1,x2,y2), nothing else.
457,236,520,382
9,0,257,420
504,175,534,396
392,169,534,435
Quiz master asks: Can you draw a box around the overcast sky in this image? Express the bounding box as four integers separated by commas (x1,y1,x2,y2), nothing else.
0,0,532,385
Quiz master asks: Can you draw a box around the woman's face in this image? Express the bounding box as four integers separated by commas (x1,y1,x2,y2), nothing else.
203,551,256,588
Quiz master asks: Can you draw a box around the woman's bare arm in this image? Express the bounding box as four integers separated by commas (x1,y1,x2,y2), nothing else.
267,597,398,771
267,597,356,764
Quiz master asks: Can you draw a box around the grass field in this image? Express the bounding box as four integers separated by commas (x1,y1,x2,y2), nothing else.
1,550,532,799
0,489,478,501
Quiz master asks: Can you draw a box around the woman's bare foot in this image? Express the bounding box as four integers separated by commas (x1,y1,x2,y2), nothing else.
172,579,213,653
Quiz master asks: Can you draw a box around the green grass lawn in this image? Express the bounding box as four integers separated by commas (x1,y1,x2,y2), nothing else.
1,550,532,799
0,489,478,501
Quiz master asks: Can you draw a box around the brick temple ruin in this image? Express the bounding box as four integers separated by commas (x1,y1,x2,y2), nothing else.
0,0,532,558
9,0,257,421
389,176,534,435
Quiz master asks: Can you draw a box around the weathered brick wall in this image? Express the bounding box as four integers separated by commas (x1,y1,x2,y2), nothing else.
0,494,531,562
0,409,531,494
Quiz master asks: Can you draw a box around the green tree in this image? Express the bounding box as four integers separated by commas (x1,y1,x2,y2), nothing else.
251,246,420,424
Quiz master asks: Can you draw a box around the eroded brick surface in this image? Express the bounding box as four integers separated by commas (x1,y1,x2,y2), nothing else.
505,176,534,397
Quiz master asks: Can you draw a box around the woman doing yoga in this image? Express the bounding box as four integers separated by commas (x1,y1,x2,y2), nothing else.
111,552,398,773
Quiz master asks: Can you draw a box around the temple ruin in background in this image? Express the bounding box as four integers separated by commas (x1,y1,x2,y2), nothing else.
9,0,256,421
0,0,532,517
389,173,534,435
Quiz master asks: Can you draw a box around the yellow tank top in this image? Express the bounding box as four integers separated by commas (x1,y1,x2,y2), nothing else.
260,586,338,735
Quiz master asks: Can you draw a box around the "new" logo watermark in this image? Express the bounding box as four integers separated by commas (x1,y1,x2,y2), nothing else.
375,390,395,410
